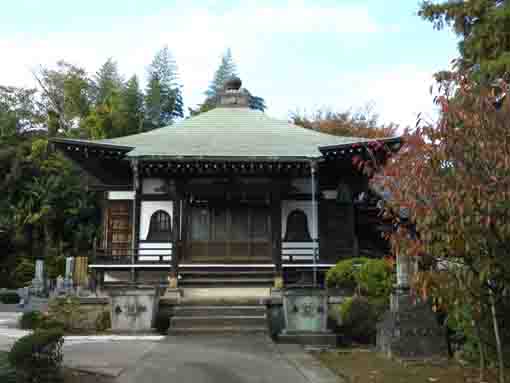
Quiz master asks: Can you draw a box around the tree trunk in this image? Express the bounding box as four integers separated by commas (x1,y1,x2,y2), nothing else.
489,289,505,383
474,320,486,382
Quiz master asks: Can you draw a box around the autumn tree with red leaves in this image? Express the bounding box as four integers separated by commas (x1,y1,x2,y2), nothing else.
371,73,509,382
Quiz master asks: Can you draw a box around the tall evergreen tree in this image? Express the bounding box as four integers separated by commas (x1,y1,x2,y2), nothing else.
205,48,238,99
145,46,183,129
420,0,510,79
93,58,124,105
191,49,266,115
121,75,144,135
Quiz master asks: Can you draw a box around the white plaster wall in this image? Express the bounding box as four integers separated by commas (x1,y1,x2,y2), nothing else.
142,178,166,194
281,200,318,240
107,191,134,200
139,201,173,240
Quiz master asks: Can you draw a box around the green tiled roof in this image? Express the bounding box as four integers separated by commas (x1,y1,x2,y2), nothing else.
68,107,389,159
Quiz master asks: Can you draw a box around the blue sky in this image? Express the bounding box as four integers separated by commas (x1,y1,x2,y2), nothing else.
0,0,458,128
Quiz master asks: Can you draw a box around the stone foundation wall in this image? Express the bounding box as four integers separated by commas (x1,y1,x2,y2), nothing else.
75,297,111,331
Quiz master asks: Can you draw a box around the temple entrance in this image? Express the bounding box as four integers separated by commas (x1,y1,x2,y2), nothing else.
183,202,272,263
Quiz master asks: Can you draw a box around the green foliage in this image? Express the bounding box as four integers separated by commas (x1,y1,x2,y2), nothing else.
8,329,64,383
145,46,183,129
419,0,510,79
0,351,16,383
326,258,393,300
0,292,20,304
19,311,43,330
154,311,170,335
326,258,369,290
13,259,35,288
357,259,393,298
338,296,379,344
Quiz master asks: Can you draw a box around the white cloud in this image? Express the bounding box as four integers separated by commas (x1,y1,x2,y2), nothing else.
0,2,443,129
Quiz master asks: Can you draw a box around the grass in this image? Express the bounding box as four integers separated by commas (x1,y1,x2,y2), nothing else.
315,348,504,383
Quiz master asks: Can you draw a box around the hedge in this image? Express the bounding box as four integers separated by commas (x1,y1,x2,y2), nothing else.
0,292,20,304
8,329,64,383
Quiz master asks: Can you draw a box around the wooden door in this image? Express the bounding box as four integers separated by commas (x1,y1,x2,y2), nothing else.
185,204,271,263
106,201,132,257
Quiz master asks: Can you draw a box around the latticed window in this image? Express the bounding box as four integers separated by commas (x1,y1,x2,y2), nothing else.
147,210,172,241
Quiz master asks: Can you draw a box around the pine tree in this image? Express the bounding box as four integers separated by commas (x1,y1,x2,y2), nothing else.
145,46,183,129
205,48,238,99
93,58,124,105
121,75,144,135
191,49,266,114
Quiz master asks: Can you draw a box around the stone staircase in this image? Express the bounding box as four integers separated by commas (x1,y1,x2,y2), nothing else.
178,265,275,287
169,300,268,333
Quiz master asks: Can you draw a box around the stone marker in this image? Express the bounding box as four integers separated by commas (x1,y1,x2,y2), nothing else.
377,253,447,359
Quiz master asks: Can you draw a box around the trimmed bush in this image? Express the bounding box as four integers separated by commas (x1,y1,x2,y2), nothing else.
0,292,20,304
19,310,64,332
325,258,370,290
19,311,43,330
154,311,170,334
357,259,393,299
338,296,379,344
8,329,64,383
326,258,394,300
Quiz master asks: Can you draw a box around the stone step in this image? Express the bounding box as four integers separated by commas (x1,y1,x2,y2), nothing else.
173,305,266,317
179,277,274,285
169,326,267,334
179,270,274,276
170,315,267,329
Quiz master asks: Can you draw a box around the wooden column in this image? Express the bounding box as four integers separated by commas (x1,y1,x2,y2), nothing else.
130,159,141,284
271,191,283,285
169,196,181,288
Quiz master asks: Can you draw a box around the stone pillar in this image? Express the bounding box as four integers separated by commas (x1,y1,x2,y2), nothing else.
32,259,45,293
64,257,74,291
377,251,447,360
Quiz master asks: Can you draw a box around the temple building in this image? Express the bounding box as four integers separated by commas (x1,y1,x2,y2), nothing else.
51,77,401,290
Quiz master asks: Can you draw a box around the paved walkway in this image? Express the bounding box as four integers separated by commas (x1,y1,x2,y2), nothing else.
116,335,339,383
0,311,339,383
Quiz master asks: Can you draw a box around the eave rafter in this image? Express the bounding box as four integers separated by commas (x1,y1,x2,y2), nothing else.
140,160,312,177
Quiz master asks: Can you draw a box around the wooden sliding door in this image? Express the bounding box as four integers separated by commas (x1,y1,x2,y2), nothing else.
185,204,271,263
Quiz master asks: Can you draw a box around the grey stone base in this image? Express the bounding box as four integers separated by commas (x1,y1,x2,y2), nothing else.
377,292,448,359
279,331,337,347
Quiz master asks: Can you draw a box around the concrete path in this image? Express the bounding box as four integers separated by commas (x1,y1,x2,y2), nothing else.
0,311,339,382
116,334,339,383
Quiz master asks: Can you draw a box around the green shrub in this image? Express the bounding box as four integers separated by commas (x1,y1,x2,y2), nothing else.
154,311,170,334
357,259,393,299
8,329,64,383
95,310,111,332
0,292,20,304
326,258,394,300
325,258,370,290
19,311,43,330
338,296,379,344
0,351,16,383
13,260,35,288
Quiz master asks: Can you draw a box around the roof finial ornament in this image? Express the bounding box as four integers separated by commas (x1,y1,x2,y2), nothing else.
218,76,249,107
224,76,242,91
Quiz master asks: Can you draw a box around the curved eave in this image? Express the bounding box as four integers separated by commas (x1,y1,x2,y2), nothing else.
318,136,403,155
50,137,134,154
